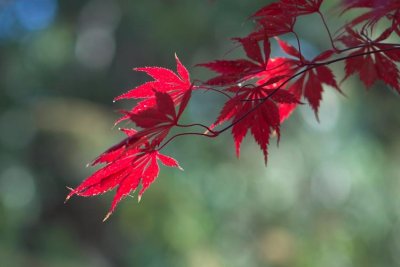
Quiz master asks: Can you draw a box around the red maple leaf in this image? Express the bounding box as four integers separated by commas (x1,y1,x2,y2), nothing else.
252,0,324,25
211,80,299,163
249,57,300,122
251,10,296,39
66,128,182,221
341,0,400,31
249,0,323,41
66,56,191,220
338,27,400,92
251,39,340,121
198,37,270,86
127,91,181,146
271,39,341,119
281,0,323,16
114,54,192,123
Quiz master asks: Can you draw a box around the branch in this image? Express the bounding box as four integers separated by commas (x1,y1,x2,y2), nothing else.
157,132,218,151
158,45,400,148
318,11,336,51
216,45,400,134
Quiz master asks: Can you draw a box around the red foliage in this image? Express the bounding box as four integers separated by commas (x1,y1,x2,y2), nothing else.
66,0,400,220
198,37,270,85
338,27,400,91
66,55,189,220
274,39,341,118
210,83,299,163
114,54,192,123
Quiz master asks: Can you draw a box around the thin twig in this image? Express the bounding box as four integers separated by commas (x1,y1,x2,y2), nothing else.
216,45,400,134
157,132,217,151
158,45,400,148
318,11,336,51
176,123,218,135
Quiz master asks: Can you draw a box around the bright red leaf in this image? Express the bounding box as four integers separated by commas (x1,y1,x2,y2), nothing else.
273,39,341,118
67,145,182,221
198,37,271,86
127,91,179,146
211,84,299,163
114,54,192,125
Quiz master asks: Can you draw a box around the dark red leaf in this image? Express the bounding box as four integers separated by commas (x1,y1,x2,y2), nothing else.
177,89,192,118
340,0,400,30
210,85,296,163
276,38,302,59
155,91,176,120
275,39,341,117
339,28,400,91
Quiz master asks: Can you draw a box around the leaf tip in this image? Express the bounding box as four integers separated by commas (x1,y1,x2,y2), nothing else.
64,187,74,203
103,212,112,222
64,195,71,203
314,112,320,123
138,194,142,203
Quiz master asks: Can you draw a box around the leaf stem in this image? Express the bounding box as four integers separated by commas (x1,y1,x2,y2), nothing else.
157,132,217,151
292,31,304,64
216,45,400,134
176,123,218,134
318,11,336,51
159,45,400,149
196,85,232,99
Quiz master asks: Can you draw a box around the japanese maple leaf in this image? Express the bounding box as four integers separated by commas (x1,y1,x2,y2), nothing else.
271,39,341,119
249,0,322,41
252,0,323,19
282,0,323,15
241,38,339,122
338,27,400,92
341,0,400,30
66,90,188,220
249,57,301,122
244,39,339,122
66,133,182,221
127,91,182,146
198,37,271,86
251,13,296,40
115,89,191,150
211,82,299,163
281,0,323,16
90,128,142,166
114,54,192,124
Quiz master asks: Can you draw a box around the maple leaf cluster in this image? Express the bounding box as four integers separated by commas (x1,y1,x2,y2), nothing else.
66,0,400,220
66,55,190,221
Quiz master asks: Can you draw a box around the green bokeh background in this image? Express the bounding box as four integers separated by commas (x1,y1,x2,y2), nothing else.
1,1,400,266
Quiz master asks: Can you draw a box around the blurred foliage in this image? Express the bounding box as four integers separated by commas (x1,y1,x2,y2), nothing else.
0,0,400,266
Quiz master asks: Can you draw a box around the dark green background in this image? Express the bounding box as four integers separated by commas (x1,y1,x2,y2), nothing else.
1,0,399,266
